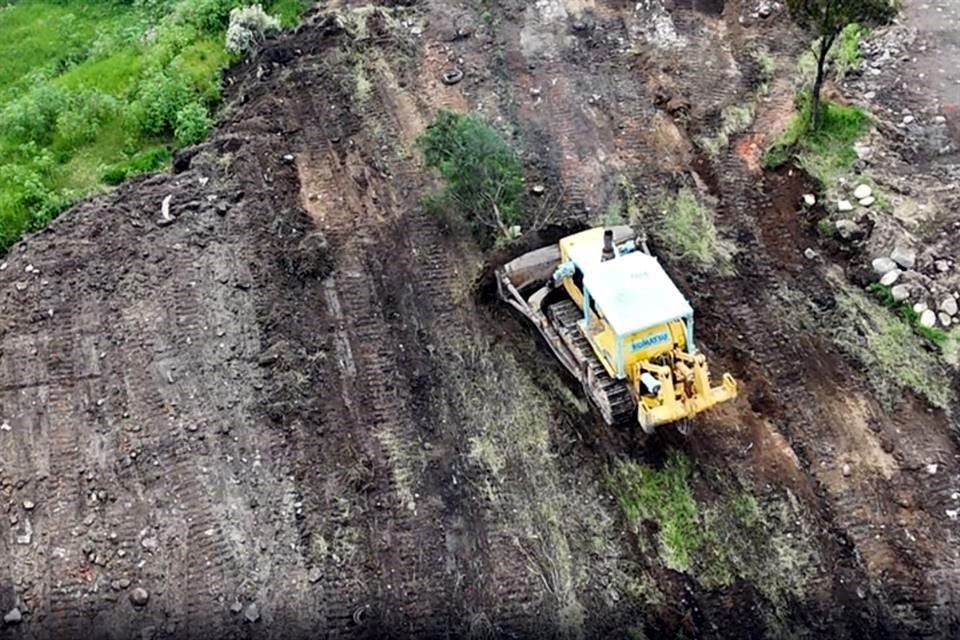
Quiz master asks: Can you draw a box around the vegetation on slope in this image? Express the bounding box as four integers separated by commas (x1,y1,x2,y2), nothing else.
0,0,308,251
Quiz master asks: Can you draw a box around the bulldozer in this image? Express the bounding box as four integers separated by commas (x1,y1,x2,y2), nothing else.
496,225,737,432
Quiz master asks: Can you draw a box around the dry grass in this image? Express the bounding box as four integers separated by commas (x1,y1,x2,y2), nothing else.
655,187,735,273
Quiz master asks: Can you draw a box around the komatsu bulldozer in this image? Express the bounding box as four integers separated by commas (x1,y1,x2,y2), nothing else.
496,225,737,432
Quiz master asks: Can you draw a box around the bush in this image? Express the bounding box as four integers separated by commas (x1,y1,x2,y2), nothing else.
0,83,69,145
102,146,172,185
54,90,121,150
174,101,212,146
225,4,281,56
130,68,193,137
417,110,525,247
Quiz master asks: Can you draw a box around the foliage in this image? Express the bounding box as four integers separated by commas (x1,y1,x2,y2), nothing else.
174,102,213,146
785,0,898,129
102,145,172,185
765,96,868,188
832,22,864,80
418,110,526,247
656,188,734,272
225,4,282,56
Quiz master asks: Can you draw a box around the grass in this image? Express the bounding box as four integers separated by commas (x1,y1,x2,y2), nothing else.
656,187,734,273
765,98,869,188
698,103,756,158
0,0,309,253
832,283,955,414
866,283,949,344
606,453,702,571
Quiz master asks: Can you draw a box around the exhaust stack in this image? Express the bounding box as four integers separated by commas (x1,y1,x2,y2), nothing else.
601,229,615,262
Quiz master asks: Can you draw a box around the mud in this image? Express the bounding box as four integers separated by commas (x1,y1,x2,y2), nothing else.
1,1,959,639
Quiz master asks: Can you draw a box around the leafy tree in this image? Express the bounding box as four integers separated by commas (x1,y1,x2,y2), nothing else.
786,0,898,130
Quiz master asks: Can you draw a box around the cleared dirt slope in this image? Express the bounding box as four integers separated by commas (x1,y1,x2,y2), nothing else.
1,1,959,639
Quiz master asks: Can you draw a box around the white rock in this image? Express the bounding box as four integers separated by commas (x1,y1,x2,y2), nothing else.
853,184,873,199
935,259,951,272
913,302,929,314
939,312,953,327
842,463,852,477
837,199,854,212
4,608,21,624
859,196,875,207
880,269,901,286
926,463,939,475
948,509,960,521
919,309,937,327
802,193,816,206
940,296,958,316
854,142,872,160
804,248,818,260
890,246,917,269
872,257,897,275
835,219,861,239
891,284,911,302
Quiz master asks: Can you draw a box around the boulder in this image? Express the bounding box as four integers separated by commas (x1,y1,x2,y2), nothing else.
804,248,818,260
838,199,854,212
919,309,937,327
891,284,911,302
940,296,958,316
803,193,816,206
939,312,953,327
913,302,929,314
890,246,917,269
854,184,873,199
4,608,21,624
935,259,951,272
879,269,902,286
872,257,897,275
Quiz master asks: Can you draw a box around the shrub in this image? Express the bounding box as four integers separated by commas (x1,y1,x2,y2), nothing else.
54,90,121,150
102,146,172,185
174,102,212,146
417,110,525,247
0,83,69,145
225,4,281,56
130,68,193,137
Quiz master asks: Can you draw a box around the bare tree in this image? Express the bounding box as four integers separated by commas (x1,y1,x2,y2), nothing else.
786,0,898,130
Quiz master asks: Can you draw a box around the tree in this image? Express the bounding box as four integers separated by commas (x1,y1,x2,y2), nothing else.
786,0,898,130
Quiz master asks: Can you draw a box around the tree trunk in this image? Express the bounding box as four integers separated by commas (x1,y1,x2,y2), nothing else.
810,32,837,132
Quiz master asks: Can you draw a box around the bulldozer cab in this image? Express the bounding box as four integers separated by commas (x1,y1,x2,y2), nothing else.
557,229,695,381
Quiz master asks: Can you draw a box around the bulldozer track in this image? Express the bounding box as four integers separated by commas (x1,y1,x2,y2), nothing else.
547,300,636,426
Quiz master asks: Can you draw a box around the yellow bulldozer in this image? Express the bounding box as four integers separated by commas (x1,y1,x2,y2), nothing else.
496,225,737,432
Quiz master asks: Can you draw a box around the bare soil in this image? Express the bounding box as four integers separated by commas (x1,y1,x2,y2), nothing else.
1,1,960,639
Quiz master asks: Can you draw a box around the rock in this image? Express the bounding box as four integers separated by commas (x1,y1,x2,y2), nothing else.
141,536,158,551
4,608,21,624
935,259,951,272
854,142,873,160
919,309,937,328
802,193,816,206
853,184,873,199
22,500,34,510
939,312,953,327
879,269,902,286
307,567,323,584
934,115,947,124
130,587,150,607
244,603,260,623
940,296,958,316
842,463,852,477
804,248,818,260
530,184,545,196
158,195,175,227
859,196,875,207
872,257,897,275
835,219,861,240
890,246,917,269
891,284,911,302
441,68,464,86
837,199,854,212
903,115,915,125
281,154,295,164
230,600,243,614
913,302,929,314
757,1,773,18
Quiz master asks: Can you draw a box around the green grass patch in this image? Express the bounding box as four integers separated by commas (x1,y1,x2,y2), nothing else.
866,283,949,345
0,0,301,253
656,187,734,273
833,284,954,413
607,453,702,571
765,98,869,188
